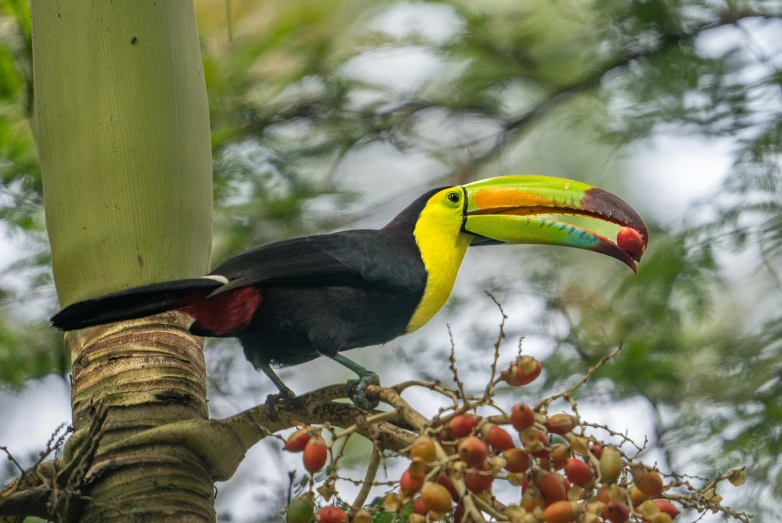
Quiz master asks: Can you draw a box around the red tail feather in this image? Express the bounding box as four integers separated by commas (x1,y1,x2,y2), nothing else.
178,287,262,336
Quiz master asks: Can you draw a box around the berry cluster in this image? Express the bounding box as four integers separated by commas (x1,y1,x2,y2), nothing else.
281,350,747,523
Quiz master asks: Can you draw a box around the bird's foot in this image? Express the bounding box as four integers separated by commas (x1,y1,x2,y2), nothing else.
346,372,380,410
265,387,296,421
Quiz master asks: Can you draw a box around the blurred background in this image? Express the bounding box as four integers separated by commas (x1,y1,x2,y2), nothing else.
1,0,780,521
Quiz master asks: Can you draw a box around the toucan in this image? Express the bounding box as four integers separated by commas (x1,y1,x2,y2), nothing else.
52,176,647,409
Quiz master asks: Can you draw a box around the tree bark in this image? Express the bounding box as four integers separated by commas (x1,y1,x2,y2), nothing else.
32,1,215,521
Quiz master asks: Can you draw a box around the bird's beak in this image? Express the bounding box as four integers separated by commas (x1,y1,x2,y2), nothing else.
462,175,648,272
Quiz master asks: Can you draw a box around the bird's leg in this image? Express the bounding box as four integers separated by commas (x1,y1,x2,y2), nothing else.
328,353,380,410
253,359,296,420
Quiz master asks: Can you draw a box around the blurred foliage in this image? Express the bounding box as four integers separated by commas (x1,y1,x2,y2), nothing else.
1,0,781,520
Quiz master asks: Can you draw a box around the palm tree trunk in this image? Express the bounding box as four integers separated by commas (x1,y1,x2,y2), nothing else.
32,1,215,520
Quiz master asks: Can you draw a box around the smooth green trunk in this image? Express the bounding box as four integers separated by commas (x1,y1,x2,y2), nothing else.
33,1,215,521
36,0,213,307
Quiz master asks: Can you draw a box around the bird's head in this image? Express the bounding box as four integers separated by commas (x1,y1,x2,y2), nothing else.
391,175,648,272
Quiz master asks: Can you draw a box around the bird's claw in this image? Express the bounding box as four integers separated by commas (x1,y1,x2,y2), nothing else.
265,388,296,421
346,372,380,410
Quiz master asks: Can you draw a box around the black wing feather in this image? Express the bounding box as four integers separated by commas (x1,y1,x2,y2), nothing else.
210,230,425,294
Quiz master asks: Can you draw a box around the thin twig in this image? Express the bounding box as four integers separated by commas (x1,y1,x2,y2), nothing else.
0,447,25,475
482,292,508,402
535,343,624,412
349,447,381,515
447,324,470,409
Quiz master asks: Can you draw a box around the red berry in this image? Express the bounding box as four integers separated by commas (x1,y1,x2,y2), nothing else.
449,414,479,438
318,506,348,523
503,448,531,473
510,403,536,432
437,473,459,501
466,463,494,493
535,471,566,505
412,497,427,515
283,427,311,452
564,458,594,487
458,436,488,467
617,227,645,261
603,501,630,523
483,424,515,451
400,468,425,496
453,503,465,523
302,436,328,474
502,356,543,386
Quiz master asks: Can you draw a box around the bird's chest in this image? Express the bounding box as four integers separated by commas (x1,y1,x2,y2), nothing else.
406,228,472,333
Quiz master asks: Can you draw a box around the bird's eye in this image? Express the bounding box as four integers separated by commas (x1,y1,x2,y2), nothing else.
447,192,461,204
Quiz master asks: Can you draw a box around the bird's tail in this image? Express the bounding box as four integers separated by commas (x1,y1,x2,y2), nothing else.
50,278,224,331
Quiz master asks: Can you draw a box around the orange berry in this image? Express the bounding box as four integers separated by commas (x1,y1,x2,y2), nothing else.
400,468,425,496
510,403,536,432
318,506,348,523
545,414,578,435
302,436,328,474
652,499,680,519
420,482,453,513
595,486,610,503
535,471,566,505
409,457,426,478
283,427,311,452
634,468,664,497
590,443,603,459
521,492,544,512
550,444,570,469
564,458,593,487
458,436,488,467
543,500,579,523
410,435,437,463
449,414,479,438
603,501,630,523
503,448,531,473
629,485,649,507
483,423,515,451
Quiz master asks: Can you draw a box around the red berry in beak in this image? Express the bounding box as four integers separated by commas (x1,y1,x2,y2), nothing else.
617,227,645,261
